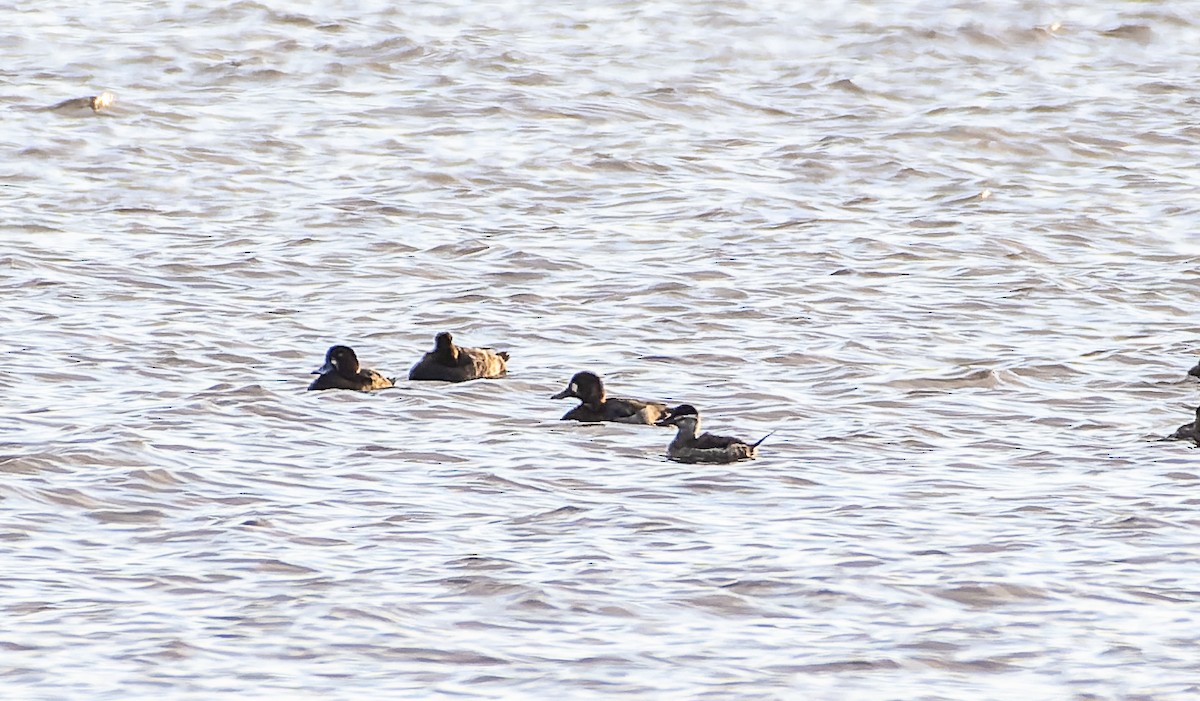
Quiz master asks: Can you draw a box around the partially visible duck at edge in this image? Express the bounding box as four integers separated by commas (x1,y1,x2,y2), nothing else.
1164,406,1200,445
656,404,773,464
1188,359,1200,379
408,331,509,382
551,371,668,424
308,345,395,391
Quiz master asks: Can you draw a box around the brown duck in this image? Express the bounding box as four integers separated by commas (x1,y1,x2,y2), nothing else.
408,332,509,382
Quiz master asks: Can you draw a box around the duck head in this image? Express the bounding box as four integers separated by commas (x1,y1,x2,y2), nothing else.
314,345,361,378
656,403,700,430
551,371,604,403
433,332,459,362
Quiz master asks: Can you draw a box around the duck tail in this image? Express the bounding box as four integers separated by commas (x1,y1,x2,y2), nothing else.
751,430,776,448
498,351,511,361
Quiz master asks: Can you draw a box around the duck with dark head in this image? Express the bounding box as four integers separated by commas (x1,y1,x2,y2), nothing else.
408,332,509,382
308,345,395,391
551,371,668,424
1165,406,1200,445
656,404,772,463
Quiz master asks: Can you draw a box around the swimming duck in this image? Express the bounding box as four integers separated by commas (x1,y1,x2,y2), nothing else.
308,345,395,391
551,371,669,424
656,404,772,463
1188,359,1200,379
408,332,509,382
1165,407,1200,444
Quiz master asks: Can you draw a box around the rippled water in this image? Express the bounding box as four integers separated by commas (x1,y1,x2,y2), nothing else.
4,0,1200,698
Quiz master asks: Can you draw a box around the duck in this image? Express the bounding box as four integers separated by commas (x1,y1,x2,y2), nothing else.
308,345,395,391
1165,406,1200,444
408,332,508,382
550,371,669,424
656,404,772,463
1188,359,1200,379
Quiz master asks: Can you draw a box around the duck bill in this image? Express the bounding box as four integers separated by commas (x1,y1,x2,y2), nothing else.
550,386,572,400
313,361,334,375
655,414,676,427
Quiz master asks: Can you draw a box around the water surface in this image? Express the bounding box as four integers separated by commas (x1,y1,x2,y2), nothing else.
4,1,1200,698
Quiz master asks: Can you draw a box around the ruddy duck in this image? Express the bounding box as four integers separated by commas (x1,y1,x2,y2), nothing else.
308,345,395,391
656,404,772,463
551,371,669,424
408,332,508,382
1166,406,1200,445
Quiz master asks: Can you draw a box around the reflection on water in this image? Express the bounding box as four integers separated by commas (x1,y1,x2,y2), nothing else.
4,0,1200,698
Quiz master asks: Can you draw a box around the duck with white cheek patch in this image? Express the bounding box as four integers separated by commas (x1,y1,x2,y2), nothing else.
308,345,395,391
551,371,669,425
656,404,773,464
